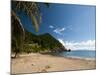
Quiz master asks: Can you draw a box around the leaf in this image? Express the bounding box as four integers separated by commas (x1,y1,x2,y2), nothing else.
30,13,39,32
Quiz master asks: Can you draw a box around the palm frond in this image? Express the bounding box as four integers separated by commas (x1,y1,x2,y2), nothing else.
12,1,42,32
30,13,39,32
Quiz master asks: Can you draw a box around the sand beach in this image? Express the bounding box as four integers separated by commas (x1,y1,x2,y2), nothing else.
11,53,96,74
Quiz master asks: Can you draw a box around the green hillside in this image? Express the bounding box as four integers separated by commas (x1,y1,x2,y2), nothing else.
23,30,66,53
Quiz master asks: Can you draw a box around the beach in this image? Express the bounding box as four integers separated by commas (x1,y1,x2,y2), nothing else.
11,53,96,74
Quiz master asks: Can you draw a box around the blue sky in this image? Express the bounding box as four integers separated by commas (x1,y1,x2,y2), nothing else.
17,3,96,50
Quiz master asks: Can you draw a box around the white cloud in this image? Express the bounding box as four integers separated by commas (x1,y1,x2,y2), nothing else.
49,25,54,28
58,39,65,46
59,28,66,32
54,29,62,35
53,27,66,35
58,39,95,50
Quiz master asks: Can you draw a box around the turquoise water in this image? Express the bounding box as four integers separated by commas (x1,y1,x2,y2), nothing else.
58,50,96,59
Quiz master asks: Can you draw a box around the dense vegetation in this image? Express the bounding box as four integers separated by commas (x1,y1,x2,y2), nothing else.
11,1,49,57
22,30,66,53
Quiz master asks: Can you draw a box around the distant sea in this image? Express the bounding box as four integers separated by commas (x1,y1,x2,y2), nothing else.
57,50,96,59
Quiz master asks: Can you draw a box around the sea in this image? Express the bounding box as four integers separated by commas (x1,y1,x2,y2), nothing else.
57,50,96,60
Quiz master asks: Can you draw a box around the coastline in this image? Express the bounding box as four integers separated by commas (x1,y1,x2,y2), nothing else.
11,53,96,74
63,56,96,60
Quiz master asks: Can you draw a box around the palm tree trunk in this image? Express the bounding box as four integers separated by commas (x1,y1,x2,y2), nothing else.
14,52,18,58
12,10,25,58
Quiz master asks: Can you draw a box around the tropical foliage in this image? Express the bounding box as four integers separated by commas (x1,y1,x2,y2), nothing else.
11,1,44,57
23,30,66,53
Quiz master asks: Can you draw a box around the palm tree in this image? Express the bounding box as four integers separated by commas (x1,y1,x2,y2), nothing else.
11,10,25,58
12,1,42,31
11,1,49,58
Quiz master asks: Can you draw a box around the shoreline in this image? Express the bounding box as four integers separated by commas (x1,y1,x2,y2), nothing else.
63,56,95,60
11,53,96,74
12,52,95,61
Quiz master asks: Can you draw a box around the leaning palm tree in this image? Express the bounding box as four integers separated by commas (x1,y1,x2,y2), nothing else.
11,1,48,58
